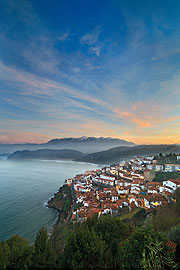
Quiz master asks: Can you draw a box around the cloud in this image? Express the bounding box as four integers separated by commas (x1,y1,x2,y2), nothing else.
58,31,70,41
0,60,105,106
91,46,101,56
113,109,153,127
0,129,53,144
80,26,101,45
80,26,102,56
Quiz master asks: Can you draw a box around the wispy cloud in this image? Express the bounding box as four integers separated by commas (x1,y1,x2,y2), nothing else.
58,30,70,41
80,26,103,56
80,26,101,45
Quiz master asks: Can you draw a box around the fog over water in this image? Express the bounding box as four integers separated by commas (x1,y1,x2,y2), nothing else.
0,157,99,242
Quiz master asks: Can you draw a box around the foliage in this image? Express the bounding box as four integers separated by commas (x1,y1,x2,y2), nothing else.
150,206,179,232
120,225,174,270
174,188,180,216
169,225,180,246
31,227,56,269
60,226,106,270
169,224,180,264
0,211,179,270
154,172,180,182
141,238,177,270
0,241,9,270
6,235,32,270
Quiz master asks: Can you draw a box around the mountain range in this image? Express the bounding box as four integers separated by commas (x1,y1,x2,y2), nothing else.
75,144,180,164
8,149,83,160
0,137,135,154
7,142,180,165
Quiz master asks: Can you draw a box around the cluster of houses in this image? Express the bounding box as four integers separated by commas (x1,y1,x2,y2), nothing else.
65,155,180,222
128,155,180,172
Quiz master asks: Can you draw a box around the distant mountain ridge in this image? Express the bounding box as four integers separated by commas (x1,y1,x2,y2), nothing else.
75,144,180,164
8,149,83,160
0,137,135,154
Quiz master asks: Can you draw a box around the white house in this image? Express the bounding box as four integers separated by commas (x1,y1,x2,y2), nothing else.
146,164,164,171
163,179,180,191
165,164,180,172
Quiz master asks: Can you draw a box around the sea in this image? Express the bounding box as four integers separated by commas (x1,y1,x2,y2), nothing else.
0,157,100,243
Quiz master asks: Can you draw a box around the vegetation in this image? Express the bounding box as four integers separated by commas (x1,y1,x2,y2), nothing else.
75,145,180,164
1,189,180,269
48,185,73,221
154,153,180,165
154,172,180,182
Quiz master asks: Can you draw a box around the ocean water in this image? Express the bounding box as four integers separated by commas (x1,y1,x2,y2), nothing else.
0,157,99,243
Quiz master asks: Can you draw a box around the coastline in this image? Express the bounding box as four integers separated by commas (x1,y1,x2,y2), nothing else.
47,184,74,232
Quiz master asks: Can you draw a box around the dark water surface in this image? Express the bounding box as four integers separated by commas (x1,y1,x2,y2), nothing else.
0,158,99,242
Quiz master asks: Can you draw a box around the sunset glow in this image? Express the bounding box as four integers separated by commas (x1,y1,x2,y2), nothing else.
0,0,180,144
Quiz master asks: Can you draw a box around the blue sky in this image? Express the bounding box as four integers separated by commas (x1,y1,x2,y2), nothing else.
0,0,180,144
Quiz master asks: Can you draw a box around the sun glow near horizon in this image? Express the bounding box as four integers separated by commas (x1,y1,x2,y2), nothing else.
0,0,180,144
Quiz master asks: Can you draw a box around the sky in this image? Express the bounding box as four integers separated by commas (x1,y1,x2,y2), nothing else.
0,0,180,144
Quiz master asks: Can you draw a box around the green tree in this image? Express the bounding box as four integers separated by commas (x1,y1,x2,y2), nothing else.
93,215,129,245
31,227,56,269
120,225,174,270
60,226,106,270
0,241,9,270
169,225,180,263
6,235,32,270
174,188,180,216
141,238,177,270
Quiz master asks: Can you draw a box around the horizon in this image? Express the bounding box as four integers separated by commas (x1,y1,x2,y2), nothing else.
0,135,179,146
1,0,180,144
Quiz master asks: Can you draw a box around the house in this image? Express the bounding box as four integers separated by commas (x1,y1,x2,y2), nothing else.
130,188,140,195
118,187,129,196
111,191,119,202
67,178,73,186
102,208,111,215
159,185,174,194
146,164,164,171
74,184,89,193
163,179,180,191
128,196,138,207
97,174,115,186
165,164,180,172
143,159,152,164
142,194,168,208
147,186,158,194
110,204,119,216
177,156,180,161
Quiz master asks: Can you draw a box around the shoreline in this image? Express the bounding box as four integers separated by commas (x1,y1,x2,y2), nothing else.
47,184,74,233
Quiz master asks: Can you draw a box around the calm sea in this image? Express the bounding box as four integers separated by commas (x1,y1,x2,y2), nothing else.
0,157,99,242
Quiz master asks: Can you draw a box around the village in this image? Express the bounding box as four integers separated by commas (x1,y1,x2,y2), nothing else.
65,155,180,222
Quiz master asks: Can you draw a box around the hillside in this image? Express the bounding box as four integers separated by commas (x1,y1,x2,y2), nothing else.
75,144,180,164
8,149,83,160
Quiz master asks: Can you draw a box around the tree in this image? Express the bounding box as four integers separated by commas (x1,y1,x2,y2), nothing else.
60,227,106,270
93,215,129,245
84,215,130,269
169,225,180,263
141,238,177,270
0,241,9,270
31,227,56,269
174,188,180,216
6,235,32,270
120,225,176,270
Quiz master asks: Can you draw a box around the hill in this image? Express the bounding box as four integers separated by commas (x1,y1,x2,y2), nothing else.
75,144,180,164
8,149,83,160
0,136,135,154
